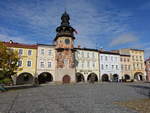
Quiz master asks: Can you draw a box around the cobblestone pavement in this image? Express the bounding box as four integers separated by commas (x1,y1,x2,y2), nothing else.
0,83,150,113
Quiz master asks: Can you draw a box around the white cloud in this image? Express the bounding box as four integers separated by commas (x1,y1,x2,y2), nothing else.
109,33,138,47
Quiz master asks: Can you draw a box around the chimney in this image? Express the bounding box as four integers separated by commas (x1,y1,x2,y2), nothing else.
9,40,13,44
99,47,104,51
78,45,81,48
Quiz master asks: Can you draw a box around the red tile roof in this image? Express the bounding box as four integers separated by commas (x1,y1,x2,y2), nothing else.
145,57,150,62
99,50,120,55
3,41,37,49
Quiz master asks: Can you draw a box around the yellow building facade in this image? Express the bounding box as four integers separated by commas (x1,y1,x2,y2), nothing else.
120,54,132,81
4,41,37,84
119,48,145,81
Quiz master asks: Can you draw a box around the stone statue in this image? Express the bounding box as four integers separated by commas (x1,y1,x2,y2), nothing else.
61,11,70,26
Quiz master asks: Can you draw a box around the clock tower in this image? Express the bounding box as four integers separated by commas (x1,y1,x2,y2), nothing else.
54,12,76,83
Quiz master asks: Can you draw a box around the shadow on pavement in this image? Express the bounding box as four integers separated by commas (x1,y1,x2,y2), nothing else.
128,84,150,98
0,84,41,93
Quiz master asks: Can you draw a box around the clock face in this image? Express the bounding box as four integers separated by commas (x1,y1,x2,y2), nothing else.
65,39,70,45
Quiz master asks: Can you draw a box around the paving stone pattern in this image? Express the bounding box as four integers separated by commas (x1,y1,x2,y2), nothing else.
0,83,149,113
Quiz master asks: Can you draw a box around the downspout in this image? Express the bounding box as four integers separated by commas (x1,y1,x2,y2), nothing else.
35,45,38,79
98,51,101,82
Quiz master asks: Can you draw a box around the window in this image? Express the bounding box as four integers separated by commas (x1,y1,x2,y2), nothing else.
82,61,84,68
127,58,129,62
124,58,126,62
136,56,138,61
128,65,130,70
48,50,51,56
18,49,23,55
105,56,107,61
41,49,44,55
64,59,68,65
40,62,44,68
87,61,90,68
106,65,108,69
133,64,135,69
87,52,89,58
27,61,32,67
112,65,114,69
92,53,95,58
28,50,32,56
82,52,84,57
121,64,123,70
101,56,103,60
140,56,142,61
111,56,113,61
137,64,139,68
48,62,51,68
18,60,22,67
125,65,127,70
116,65,118,70
101,64,104,70
115,57,117,61
120,58,122,62
132,56,134,60
93,62,95,67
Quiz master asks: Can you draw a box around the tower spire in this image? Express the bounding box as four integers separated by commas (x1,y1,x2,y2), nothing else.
61,11,70,26
54,12,75,41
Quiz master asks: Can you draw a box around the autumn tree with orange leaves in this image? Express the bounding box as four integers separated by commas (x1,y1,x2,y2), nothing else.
0,42,20,85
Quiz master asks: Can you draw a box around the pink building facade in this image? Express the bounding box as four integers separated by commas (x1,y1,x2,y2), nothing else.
145,58,150,81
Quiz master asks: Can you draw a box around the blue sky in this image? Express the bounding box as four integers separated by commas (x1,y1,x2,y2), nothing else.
0,0,150,58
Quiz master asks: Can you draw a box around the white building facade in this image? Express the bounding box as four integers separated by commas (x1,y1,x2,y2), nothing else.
36,44,56,84
75,48,100,82
99,51,121,82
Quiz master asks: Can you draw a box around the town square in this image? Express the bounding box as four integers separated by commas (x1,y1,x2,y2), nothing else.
0,83,150,113
0,0,150,113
